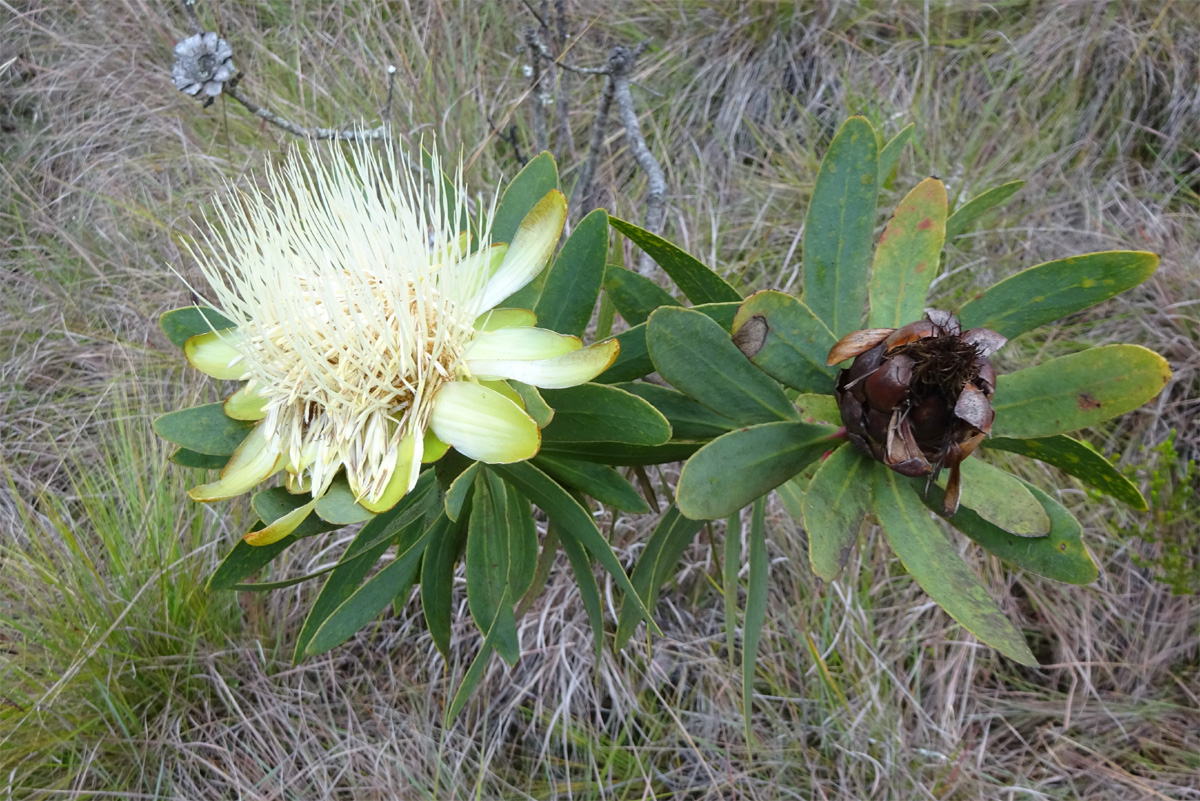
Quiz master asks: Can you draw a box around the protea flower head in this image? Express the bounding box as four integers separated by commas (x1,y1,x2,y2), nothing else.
172,32,236,98
827,310,1007,515
172,143,617,534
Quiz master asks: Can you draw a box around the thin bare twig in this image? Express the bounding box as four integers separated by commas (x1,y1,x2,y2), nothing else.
181,0,203,35
573,60,616,216
225,82,391,141
489,115,527,166
524,27,550,154
609,43,664,276
553,0,576,158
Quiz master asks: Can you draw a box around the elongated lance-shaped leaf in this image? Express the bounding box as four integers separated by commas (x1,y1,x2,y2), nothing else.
306,513,433,656
677,421,837,520
314,475,374,525
872,467,1038,665
534,454,650,513
945,180,1024,241
171,448,228,470
534,209,608,337
802,444,871,580
444,589,506,727
615,382,739,440
539,439,704,466
615,507,705,649
993,345,1171,438
913,475,1097,585
603,263,681,326
210,530,298,591
868,177,948,329
154,403,254,456
294,483,437,663
958,251,1159,339
445,462,481,522
422,506,470,659
596,301,740,384
803,116,879,337
723,512,741,668
877,124,914,184
609,217,741,305
731,290,837,395
160,305,236,348
942,458,1050,537
539,383,671,445
984,435,1147,510
742,497,769,742
493,461,659,632
556,521,605,661
648,306,799,425
465,469,523,664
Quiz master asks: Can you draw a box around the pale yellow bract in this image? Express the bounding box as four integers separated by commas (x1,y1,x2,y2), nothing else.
178,143,617,544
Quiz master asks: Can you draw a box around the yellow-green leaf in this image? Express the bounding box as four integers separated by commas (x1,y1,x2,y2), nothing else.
867,177,947,328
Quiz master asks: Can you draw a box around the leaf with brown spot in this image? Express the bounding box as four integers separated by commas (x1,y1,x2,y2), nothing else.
868,178,948,329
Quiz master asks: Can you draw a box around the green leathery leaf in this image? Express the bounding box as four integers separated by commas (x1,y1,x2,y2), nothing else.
877,124,914,184
314,475,375,525
731,290,837,395
534,454,650,513
803,116,879,337
556,521,605,661
444,596,504,726
595,301,740,384
802,444,872,580
533,209,608,337
422,506,470,659
293,491,431,662
539,383,671,445
992,345,1172,438
648,306,799,425
465,470,521,664
445,462,481,522
491,152,559,245
945,180,1024,241
677,421,837,520
170,447,228,470
154,403,255,456
603,263,681,326
943,458,1050,537
985,435,1147,511
958,251,1159,339
209,531,297,591
794,394,842,425
742,497,768,739
508,381,554,427
723,512,740,667
160,305,236,349
614,382,739,440
538,439,704,466
492,461,658,633
872,468,1037,665
915,476,1097,585
609,217,741,305
615,506,705,649
867,177,948,329
305,513,433,656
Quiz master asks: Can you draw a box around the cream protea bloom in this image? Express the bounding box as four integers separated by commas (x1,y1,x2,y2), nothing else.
179,144,617,539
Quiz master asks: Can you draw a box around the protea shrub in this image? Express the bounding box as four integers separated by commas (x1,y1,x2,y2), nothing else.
602,117,1171,672
156,147,675,720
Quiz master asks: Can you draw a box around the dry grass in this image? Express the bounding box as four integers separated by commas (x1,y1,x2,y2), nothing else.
1,1,1198,798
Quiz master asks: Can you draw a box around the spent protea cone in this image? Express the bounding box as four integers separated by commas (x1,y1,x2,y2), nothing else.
827,310,1006,515
171,142,618,543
